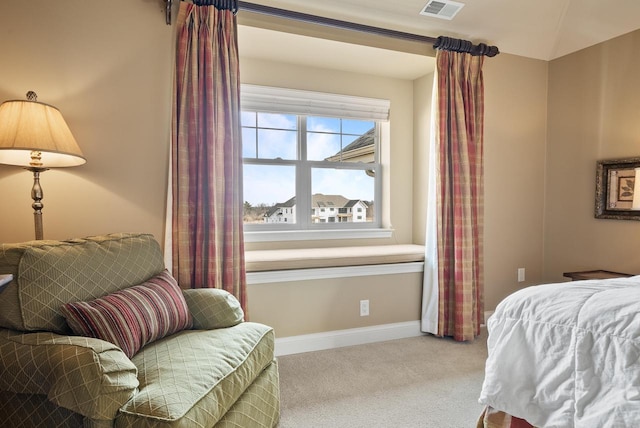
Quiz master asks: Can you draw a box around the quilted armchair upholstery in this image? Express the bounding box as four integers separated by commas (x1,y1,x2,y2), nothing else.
0,233,280,427
0,330,138,419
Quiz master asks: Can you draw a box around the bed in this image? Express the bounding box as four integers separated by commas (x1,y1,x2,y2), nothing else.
477,276,640,427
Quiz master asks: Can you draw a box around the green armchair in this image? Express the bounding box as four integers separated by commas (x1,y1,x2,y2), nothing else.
0,233,279,427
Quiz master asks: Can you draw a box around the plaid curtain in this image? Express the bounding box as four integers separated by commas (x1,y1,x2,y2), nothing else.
433,49,485,341
171,1,247,313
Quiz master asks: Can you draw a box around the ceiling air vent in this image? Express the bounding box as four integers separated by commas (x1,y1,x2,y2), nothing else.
419,0,464,20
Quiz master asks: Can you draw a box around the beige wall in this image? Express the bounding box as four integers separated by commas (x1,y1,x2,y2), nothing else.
545,30,640,281
412,73,434,245
0,1,173,244
1,1,553,337
483,54,549,310
249,272,423,337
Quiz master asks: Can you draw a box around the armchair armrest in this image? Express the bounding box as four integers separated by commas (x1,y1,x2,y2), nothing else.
182,288,244,329
0,329,138,420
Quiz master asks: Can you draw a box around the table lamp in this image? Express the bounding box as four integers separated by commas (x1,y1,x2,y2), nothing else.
0,91,86,240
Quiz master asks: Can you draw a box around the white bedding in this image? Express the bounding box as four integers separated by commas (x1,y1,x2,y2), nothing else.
479,276,640,427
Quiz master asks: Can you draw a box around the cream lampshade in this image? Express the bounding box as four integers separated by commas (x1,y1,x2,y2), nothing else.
0,91,86,240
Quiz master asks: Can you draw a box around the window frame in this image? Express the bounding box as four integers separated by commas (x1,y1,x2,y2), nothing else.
242,115,382,232
240,84,390,241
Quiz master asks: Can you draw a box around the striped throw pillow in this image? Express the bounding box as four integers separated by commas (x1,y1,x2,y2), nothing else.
60,269,192,358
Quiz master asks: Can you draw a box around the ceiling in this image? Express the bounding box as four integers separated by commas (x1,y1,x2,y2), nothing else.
238,26,436,80
240,0,640,61
238,0,640,79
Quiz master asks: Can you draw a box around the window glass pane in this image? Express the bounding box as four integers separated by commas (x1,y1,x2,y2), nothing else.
307,118,376,163
258,129,297,159
311,168,375,224
308,116,340,133
324,126,375,164
342,119,374,135
242,127,257,158
258,113,296,130
243,165,296,224
307,132,341,161
241,111,256,127
341,134,359,147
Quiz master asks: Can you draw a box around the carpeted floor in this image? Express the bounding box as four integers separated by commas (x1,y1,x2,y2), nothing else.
276,329,487,428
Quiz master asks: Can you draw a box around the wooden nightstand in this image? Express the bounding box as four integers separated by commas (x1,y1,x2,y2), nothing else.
563,270,634,281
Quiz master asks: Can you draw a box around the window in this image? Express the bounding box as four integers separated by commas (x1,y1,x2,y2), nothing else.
241,85,389,234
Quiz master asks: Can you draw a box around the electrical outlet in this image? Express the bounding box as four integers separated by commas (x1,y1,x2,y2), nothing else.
360,299,370,316
518,268,525,282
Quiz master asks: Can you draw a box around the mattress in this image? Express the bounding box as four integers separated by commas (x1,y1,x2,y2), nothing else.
479,276,640,427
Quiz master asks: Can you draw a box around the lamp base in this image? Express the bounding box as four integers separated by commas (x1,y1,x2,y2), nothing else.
26,167,48,240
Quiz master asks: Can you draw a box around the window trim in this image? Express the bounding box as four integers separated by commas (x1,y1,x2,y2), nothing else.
241,84,390,121
244,228,393,243
241,85,389,238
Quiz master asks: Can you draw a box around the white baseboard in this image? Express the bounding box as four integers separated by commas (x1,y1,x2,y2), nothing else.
484,310,494,325
275,320,423,356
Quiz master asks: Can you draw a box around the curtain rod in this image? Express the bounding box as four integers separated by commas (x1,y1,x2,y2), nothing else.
168,1,499,56
237,2,498,57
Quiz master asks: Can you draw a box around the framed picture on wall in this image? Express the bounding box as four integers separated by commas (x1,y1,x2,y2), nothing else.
595,157,640,220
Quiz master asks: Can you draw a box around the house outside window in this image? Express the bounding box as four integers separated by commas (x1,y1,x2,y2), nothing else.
241,85,388,235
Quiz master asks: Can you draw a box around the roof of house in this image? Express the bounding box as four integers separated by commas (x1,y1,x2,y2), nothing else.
264,194,367,217
341,128,374,153
344,199,367,208
264,196,296,217
311,194,348,208
325,128,374,161
279,196,296,208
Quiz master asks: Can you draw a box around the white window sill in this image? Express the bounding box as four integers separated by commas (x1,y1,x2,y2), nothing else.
243,228,393,243
244,243,425,284
247,262,424,284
